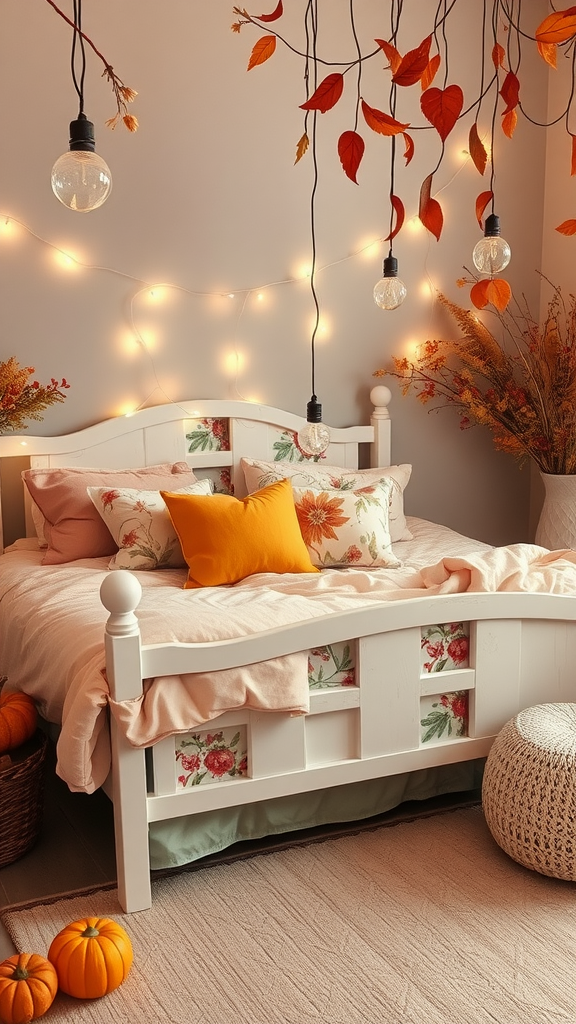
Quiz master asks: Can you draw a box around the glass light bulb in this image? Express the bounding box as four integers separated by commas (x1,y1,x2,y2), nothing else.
297,420,330,457
51,150,112,212
373,275,407,310
472,234,511,275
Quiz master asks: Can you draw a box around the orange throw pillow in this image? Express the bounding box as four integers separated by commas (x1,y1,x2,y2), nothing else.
161,478,319,587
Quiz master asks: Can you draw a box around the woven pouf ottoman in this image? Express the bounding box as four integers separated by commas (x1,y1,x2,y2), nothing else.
482,703,576,880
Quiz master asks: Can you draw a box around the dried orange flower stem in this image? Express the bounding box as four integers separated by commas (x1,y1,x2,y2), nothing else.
375,284,576,475
43,0,138,132
0,359,70,434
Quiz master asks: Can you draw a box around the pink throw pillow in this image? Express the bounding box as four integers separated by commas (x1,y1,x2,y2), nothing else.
22,463,197,564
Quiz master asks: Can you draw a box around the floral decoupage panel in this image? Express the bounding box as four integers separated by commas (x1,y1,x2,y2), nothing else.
420,622,470,743
175,726,247,788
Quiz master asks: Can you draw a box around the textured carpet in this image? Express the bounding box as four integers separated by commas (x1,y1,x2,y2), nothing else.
2,806,575,1024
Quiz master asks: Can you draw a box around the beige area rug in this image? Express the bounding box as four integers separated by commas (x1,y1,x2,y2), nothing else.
2,806,575,1024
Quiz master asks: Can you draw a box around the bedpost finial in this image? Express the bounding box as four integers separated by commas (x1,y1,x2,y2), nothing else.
100,571,142,636
370,385,392,418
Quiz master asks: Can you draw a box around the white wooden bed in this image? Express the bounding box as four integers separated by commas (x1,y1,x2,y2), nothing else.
1,387,576,914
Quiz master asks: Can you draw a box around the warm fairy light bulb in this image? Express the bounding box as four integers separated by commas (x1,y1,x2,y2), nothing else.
51,115,112,213
297,397,330,457
373,254,407,310
472,213,511,274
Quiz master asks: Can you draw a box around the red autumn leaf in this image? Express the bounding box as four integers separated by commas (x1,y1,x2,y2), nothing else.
421,54,441,90
361,100,410,136
421,84,464,141
384,195,406,243
338,130,365,183
300,73,344,113
492,43,506,68
294,132,309,164
475,190,493,228
536,7,576,43
419,174,443,240
375,39,402,74
470,278,512,312
469,123,487,175
556,219,576,235
500,71,520,114
247,35,276,70
502,108,517,138
470,279,490,309
392,35,432,87
255,0,283,21
571,135,576,175
402,132,415,166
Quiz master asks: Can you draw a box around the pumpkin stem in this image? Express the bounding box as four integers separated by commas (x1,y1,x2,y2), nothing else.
12,966,29,980
82,925,100,938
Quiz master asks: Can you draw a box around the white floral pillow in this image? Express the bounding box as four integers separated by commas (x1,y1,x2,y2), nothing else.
87,479,213,570
241,458,412,541
291,479,401,569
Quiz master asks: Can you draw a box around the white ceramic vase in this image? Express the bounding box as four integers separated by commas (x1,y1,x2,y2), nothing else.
535,473,576,550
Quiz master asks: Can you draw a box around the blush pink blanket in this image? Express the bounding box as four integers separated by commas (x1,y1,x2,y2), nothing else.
2,531,576,793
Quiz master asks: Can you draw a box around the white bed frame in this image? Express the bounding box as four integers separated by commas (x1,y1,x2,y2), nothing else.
2,387,576,913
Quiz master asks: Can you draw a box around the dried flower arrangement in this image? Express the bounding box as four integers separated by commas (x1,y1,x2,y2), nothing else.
0,358,70,434
374,284,576,475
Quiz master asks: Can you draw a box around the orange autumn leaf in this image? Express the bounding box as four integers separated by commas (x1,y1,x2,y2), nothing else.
338,130,365,183
492,42,506,68
475,190,493,228
500,71,520,113
247,34,276,70
502,108,517,138
536,7,576,43
375,39,402,74
294,132,309,164
384,195,405,243
421,54,441,90
300,73,344,113
469,123,488,175
471,278,511,311
571,135,576,175
421,84,463,140
255,0,283,21
392,35,432,87
419,173,443,240
556,219,576,235
361,100,410,136
402,131,415,165
537,41,557,68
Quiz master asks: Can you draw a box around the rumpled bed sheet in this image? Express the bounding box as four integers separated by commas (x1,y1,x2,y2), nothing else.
2,518,576,793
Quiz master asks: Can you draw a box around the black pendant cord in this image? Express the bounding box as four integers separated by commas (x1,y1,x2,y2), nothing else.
308,0,320,405
71,0,87,116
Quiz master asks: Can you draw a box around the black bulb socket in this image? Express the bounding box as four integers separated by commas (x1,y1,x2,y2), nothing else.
306,397,322,423
69,113,96,153
484,213,501,238
382,255,399,278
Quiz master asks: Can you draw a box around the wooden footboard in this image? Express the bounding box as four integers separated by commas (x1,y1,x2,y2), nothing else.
101,573,576,912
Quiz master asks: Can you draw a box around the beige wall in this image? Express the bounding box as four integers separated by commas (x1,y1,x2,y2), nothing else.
0,1,551,545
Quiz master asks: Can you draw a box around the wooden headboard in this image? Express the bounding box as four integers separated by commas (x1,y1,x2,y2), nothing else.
0,386,392,551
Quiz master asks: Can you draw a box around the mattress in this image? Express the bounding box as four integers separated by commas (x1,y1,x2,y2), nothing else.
0,516,492,794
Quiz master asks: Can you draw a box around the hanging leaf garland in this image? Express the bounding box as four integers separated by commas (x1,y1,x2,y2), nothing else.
247,34,276,69
419,173,443,240
384,195,406,242
469,123,488,175
300,73,344,113
256,0,283,21
338,130,365,183
361,100,410,136
421,84,464,141
475,190,494,227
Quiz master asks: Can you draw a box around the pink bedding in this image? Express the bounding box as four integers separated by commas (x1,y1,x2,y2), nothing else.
2,519,576,794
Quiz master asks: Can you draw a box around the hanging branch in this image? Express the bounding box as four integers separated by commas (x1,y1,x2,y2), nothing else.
43,0,138,131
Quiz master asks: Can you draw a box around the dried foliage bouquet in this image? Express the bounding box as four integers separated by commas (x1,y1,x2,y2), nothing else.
0,358,69,433
374,284,576,475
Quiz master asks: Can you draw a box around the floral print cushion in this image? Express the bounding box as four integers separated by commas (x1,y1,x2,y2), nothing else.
292,479,401,569
88,479,213,570
241,456,413,541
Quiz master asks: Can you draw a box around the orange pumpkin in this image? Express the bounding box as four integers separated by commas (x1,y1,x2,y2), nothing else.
48,917,133,999
0,690,37,756
0,952,58,1024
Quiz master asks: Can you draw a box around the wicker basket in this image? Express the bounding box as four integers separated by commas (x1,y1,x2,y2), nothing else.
0,729,48,868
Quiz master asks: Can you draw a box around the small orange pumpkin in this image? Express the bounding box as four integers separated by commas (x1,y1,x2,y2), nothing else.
0,689,37,756
0,952,58,1024
48,917,133,999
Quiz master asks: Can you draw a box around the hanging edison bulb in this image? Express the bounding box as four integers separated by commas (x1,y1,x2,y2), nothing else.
51,114,112,212
472,213,511,275
297,397,330,457
374,253,407,310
